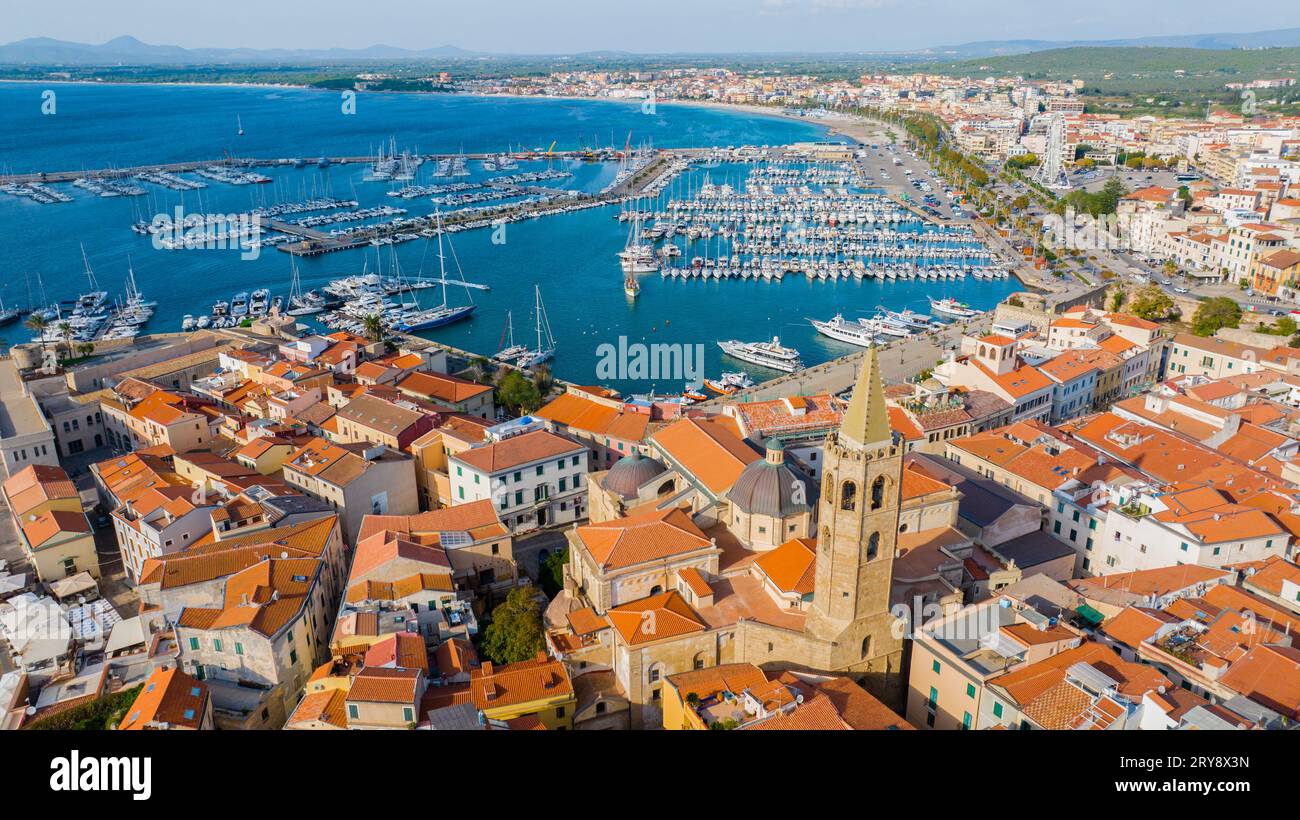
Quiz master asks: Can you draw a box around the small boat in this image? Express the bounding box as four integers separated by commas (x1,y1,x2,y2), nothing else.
703,371,756,395
682,386,709,403
181,314,196,332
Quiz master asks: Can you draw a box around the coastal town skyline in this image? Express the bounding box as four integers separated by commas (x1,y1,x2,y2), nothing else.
9,2,1300,55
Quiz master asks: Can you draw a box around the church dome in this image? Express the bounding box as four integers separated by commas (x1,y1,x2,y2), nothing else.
603,452,667,499
727,439,815,518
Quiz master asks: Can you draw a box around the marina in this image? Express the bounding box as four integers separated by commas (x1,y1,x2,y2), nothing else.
0,82,1019,393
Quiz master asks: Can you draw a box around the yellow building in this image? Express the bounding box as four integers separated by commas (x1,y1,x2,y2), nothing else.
471,654,575,729
1,464,99,581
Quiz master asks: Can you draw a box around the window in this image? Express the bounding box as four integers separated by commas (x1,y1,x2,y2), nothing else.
235,643,243,656
962,711,972,730
403,707,414,722
536,464,544,476
993,702,1004,719
213,639,222,652
556,706,566,718
870,476,886,510
840,480,857,511
189,637,200,651
866,532,880,560
1053,521,1061,535
571,455,579,466
966,683,975,698
348,704,359,720
928,687,938,709
932,660,941,674
1088,519,1097,530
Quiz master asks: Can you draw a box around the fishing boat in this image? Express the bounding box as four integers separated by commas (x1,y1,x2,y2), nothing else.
391,211,476,332
517,285,556,368
717,337,803,373
494,311,530,363
928,296,980,320
810,314,878,347
682,386,709,403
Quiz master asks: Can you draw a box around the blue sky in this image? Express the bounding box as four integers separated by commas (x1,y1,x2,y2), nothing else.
8,0,1300,53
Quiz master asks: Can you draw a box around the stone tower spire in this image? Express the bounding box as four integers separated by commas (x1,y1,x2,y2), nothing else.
839,348,891,450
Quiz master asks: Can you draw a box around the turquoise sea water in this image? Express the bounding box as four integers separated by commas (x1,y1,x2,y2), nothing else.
0,82,1015,393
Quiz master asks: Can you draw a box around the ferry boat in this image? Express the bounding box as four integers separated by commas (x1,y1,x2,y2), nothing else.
928,297,980,320
703,372,755,395
717,337,803,373
810,314,877,348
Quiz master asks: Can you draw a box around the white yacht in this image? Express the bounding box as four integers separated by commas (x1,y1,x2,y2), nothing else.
810,314,877,348
717,336,803,372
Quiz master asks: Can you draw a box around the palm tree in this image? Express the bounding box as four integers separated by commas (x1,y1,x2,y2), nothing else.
57,321,74,360
24,314,48,355
361,313,386,343
531,363,554,397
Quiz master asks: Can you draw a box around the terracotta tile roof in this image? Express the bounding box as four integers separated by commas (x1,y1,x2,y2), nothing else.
991,642,1170,705
349,530,453,584
566,607,608,636
1102,606,1180,647
606,590,707,646
652,416,760,494
677,566,713,598
575,504,714,570
118,666,208,730
346,667,421,705
1241,555,1300,598
901,461,950,500
175,557,320,638
470,655,572,709
453,429,583,474
356,499,507,544
752,537,816,595
20,509,90,548
433,638,478,677
363,632,429,673
2,464,78,517
1073,564,1231,599
396,371,492,404
535,392,650,441
286,688,349,729
1219,644,1300,719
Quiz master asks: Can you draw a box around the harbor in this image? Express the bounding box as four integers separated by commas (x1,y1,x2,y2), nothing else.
0,83,1022,394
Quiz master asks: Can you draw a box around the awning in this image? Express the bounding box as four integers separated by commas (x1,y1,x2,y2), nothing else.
1075,603,1105,626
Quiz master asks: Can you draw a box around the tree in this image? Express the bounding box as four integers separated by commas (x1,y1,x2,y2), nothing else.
1006,294,1024,308
24,314,49,354
1110,287,1127,311
1191,297,1242,337
361,313,387,343
76,342,95,359
532,363,555,397
480,584,545,665
57,321,74,360
1162,259,1179,278
1129,284,1175,320
1275,316,1299,337
496,369,541,415
539,546,568,598
467,356,492,384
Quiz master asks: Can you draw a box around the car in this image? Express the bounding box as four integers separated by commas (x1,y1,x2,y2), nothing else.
1173,287,1189,294
1269,308,1285,316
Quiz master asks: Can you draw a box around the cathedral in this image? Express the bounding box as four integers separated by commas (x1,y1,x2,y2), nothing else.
550,348,906,728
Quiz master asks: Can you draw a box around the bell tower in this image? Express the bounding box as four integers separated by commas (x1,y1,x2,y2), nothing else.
805,348,904,690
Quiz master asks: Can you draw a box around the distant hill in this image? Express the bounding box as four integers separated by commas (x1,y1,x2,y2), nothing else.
915,27,1300,58
0,35,478,65
7,26,1300,66
930,45,1300,81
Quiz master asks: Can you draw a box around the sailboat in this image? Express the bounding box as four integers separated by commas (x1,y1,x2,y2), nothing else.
518,285,556,368
286,258,327,316
618,207,658,273
391,210,476,332
237,115,244,137
0,299,20,328
494,311,530,363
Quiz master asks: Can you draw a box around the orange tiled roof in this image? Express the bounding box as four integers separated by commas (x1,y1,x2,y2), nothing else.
652,416,760,494
118,666,208,730
753,537,816,595
470,655,572,709
453,429,583,474
606,590,707,645
575,505,713,570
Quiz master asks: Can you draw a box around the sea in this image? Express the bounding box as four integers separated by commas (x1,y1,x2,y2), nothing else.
0,82,1017,394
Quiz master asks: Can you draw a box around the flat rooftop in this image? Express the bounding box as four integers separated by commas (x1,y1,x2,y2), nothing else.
0,359,47,440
